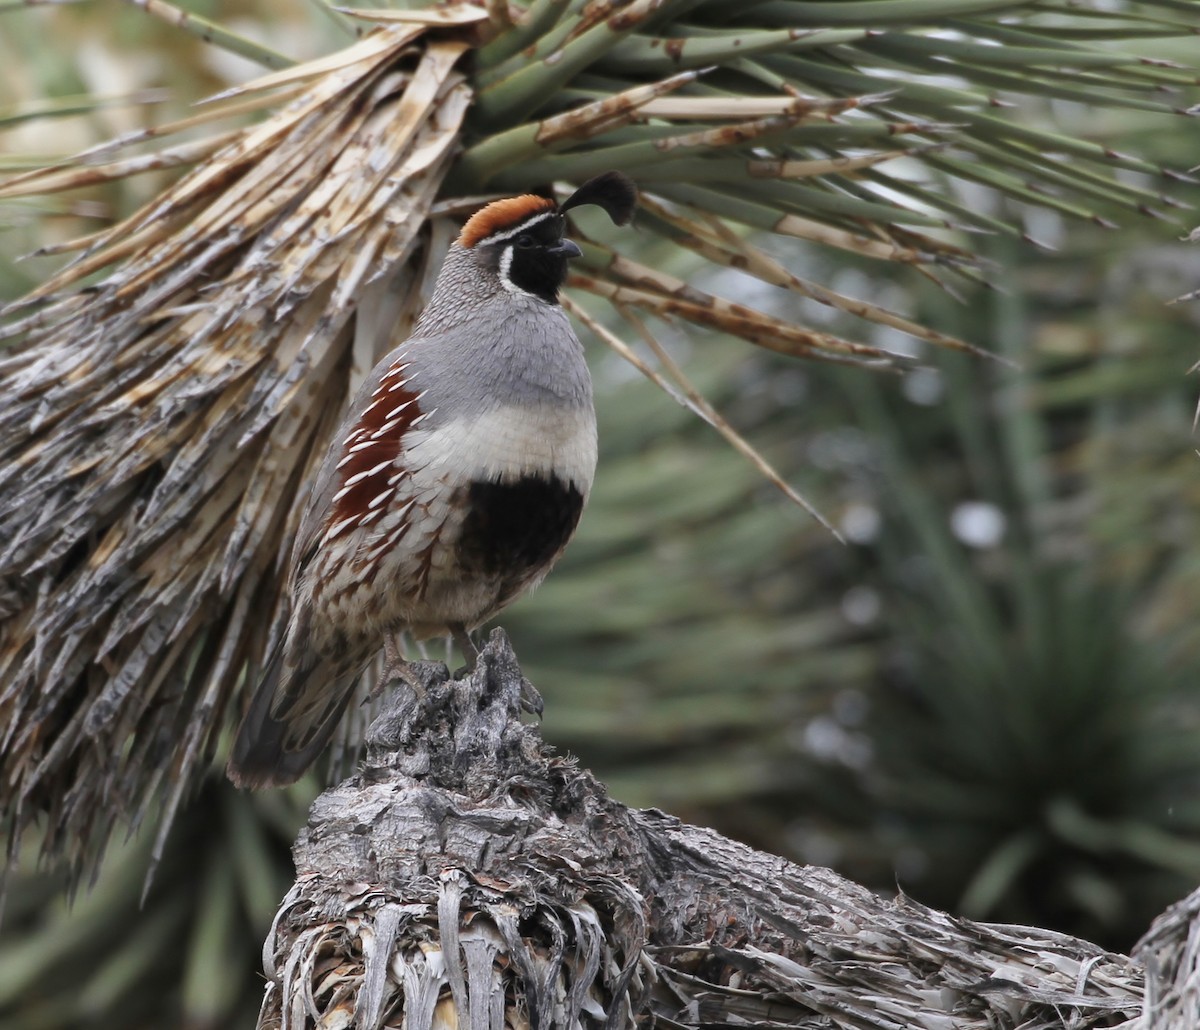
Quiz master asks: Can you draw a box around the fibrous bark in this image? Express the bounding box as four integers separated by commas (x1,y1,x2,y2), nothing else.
259,631,1198,1029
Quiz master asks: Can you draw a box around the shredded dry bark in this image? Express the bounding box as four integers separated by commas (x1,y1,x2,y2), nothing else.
259,632,1199,1029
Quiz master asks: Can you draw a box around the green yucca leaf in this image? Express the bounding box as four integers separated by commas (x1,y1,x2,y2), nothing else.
0,90,170,128
305,0,363,39
127,0,297,67
477,0,570,64
596,27,874,74
747,0,1032,28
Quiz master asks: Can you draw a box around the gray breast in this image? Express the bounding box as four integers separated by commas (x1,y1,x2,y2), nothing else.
403,294,593,426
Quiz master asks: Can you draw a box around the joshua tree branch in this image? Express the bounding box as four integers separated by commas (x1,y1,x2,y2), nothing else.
258,631,1197,1030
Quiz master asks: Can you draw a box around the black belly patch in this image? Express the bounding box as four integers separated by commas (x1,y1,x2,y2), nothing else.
457,474,584,579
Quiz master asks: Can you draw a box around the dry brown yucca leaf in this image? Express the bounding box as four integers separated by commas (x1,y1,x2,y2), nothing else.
564,293,843,536
635,192,996,360
573,255,921,366
1,21,477,876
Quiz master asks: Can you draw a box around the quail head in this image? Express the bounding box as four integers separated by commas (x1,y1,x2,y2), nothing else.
227,171,637,789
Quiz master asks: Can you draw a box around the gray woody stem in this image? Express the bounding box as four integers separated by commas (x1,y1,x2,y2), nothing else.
258,630,1198,1029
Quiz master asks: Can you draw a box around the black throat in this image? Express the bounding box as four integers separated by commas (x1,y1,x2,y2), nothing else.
505,246,569,303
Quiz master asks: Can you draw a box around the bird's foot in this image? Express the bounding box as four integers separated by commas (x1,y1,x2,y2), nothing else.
369,633,424,700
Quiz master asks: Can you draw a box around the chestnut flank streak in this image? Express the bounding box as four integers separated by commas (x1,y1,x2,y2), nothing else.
326,363,422,543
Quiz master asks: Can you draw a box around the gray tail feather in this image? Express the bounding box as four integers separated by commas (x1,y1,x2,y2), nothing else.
226,646,363,790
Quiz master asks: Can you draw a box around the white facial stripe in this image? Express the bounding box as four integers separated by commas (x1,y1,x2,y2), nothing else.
474,210,557,247
497,245,524,296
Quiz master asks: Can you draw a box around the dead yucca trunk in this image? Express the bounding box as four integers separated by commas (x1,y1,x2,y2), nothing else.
261,631,1200,1030
0,20,480,873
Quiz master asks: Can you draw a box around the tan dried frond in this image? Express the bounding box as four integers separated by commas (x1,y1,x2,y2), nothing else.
562,294,842,537
635,193,998,361
266,870,648,1030
0,21,477,876
571,257,915,367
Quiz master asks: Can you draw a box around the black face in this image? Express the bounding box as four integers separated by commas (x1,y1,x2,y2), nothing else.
485,213,578,304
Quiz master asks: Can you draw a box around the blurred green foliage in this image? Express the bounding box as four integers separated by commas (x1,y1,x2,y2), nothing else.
528,222,1200,952
3,2,1200,1027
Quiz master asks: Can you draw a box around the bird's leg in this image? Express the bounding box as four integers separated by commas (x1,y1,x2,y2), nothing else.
449,622,479,672
383,633,405,671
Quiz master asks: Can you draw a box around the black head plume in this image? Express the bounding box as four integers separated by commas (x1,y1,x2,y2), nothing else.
557,171,637,226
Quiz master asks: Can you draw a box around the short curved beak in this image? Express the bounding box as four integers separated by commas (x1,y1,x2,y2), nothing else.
549,238,583,259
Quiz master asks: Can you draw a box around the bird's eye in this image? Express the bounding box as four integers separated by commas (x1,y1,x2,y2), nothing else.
515,234,535,248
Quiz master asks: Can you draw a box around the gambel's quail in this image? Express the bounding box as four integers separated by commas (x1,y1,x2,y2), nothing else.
227,172,637,788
